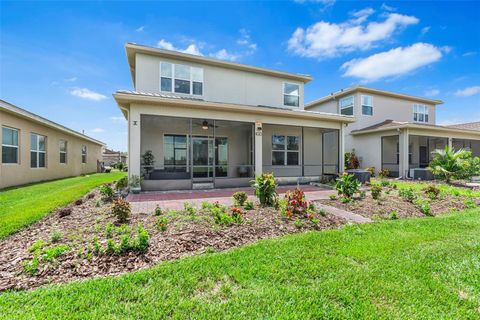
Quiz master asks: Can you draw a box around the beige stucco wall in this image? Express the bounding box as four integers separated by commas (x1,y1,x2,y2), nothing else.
310,91,437,134
0,110,103,189
135,53,305,110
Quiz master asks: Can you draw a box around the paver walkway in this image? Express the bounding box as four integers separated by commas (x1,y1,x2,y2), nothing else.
128,185,371,224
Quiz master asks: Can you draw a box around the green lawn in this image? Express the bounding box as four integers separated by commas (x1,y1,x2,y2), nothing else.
0,172,126,239
2,209,480,319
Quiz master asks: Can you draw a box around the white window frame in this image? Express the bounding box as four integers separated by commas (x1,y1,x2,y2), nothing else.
159,62,204,96
59,140,67,164
31,133,46,168
2,126,19,165
339,96,354,116
81,145,87,164
413,104,429,123
361,95,373,116
271,134,300,166
283,82,300,107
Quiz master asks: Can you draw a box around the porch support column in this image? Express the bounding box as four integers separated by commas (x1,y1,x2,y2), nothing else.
399,129,409,179
254,121,263,176
448,137,453,149
129,109,141,181
339,123,346,173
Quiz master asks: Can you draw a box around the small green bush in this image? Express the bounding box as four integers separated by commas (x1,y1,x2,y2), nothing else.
380,180,391,187
112,198,131,223
371,185,382,200
252,173,278,206
183,202,196,215
318,208,327,217
423,185,441,200
464,199,477,209
22,256,40,275
135,225,149,251
329,194,338,200
232,191,248,206
336,173,361,199
100,184,114,201
340,197,351,204
50,230,62,243
294,219,304,228
153,206,163,216
378,169,390,178
42,245,70,262
389,210,398,220
115,176,129,190
399,188,417,203
244,201,254,210
417,200,432,216
156,216,168,231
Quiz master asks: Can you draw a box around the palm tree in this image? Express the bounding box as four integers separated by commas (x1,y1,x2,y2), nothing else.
428,146,471,183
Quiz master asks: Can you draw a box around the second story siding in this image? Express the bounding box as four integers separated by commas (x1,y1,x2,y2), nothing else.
134,51,307,110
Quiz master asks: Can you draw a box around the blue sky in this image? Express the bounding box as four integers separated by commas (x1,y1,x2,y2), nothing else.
1,0,479,151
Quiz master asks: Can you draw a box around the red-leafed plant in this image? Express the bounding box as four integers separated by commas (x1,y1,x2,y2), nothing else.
284,188,309,218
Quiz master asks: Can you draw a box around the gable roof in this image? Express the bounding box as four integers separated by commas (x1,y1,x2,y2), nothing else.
351,119,480,137
125,43,313,85
306,85,443,109
0,99,104,146
447,121,480,131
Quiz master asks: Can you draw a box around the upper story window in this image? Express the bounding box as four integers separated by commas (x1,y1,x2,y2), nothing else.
31,133,46,168
339,96,354,115
2,126,19,164
283,83,300,107
81,145,87,164
272,134,300,166
361,95,373,116
413,104,429,123
160,62,203,96
59,140,67,164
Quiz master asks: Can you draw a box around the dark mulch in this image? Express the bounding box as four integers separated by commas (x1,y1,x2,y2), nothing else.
318,188,479,220
0,190,345,291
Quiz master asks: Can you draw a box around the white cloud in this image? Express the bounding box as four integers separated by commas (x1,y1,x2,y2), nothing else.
70,88,107,101
210,49,240,62
454,86,480,97
91,128,105,133
136,26,145,32
110,116,127,123
288,12,419,58
341,43,442,82
421,26,430,35
350,8,375,24
424,89,440,97
381,3,396,11
237,28,257,53
463,51,476,57
440,45,452,54
65,77,77,82
156,39,203,56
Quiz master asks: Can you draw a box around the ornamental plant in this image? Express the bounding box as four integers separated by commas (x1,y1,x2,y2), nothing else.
344,150,360,170
284,188,309,218
429,146,473,183
111,198,131,223
100,184,114,201
252,173,278,206
232,191,248,206
335,173,361,199
370,185,382,200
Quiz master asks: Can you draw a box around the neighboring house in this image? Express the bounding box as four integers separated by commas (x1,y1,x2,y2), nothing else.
102,148,127,166
114,43,355,191
0,99,104,189
307,86,480,178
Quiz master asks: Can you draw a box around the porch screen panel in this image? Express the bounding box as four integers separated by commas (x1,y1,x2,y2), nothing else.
303,127,324,176
322,130,339,174
381,135,399,177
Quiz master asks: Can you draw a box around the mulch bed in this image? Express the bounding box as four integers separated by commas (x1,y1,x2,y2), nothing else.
318,187,479,220
0,190,345,291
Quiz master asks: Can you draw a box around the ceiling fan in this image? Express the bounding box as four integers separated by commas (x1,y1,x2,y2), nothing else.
195,120,218,130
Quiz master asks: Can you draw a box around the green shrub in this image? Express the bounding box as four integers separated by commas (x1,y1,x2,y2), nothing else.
380,180,391,187
365,167,375,177
230,207,244,224
417,200,432,216
429,146,474,183
399,188,417,203
244,201,254,210
22,256,40,275
278,198,288,216
329,194,338,200
111,198,131,223
42,245,70,262
335,173,361,199
389,210,398,220
423,185,441,200
232,191,248,206
50,230,62,243
318,208,327,217
134,225,149,251
464,199,477,209
115,176,129,190
29,240,46,253
345,150,360,170
92,236,101,254
378,169,390,178
183,202,196,215
156,216,168,231
252,173,278,206
100,184,114,201
105,222,114,238
359,190,366,199
294,219,304,229
340,197,351,204
371,185,382,200
153,206,163,216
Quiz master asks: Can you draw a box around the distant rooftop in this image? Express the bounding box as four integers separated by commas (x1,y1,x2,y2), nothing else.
306,85,443,108
447,121,480,131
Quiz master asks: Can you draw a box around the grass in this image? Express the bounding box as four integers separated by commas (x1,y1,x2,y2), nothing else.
1,208,480,319
0,171,126,239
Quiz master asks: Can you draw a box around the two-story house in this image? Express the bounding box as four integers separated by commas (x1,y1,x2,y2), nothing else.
307,86,480,178
114,43,355,191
